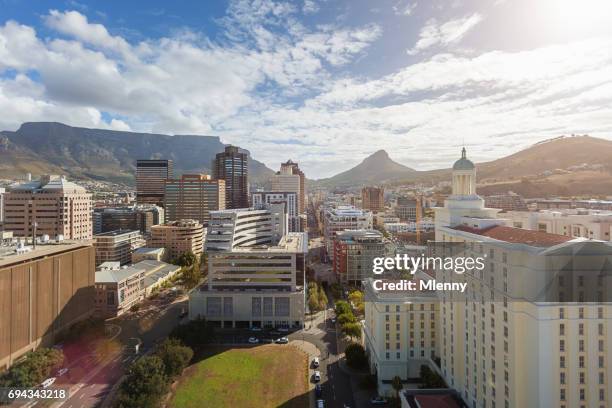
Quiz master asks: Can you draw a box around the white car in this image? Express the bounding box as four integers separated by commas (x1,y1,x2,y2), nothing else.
248,337,260,344
41,377,56,388
56,368,69,377
312,357,320,368
313,371,321,382
275,337,289,344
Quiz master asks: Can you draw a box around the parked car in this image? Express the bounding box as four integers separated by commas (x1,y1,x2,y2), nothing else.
317,399,325,408
275,337,289,344
250,326,262,332
312,357,320,368
56,368,69,377
313,371,321,382
370,396,388,405
41,378,56,388
248,337,260,344
315,384,323,397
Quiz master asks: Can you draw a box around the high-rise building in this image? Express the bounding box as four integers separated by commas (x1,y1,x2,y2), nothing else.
323,205,373,261
394,196,421,222
136,159,173,207
148,219,204,259
94,229,146,266
333,230,387,285
164,174,225,224
362,186,385,213
3,175,92,240
0,241,95,370
280,160,306,213
212,146,248,209
251,191,301,232
93,205,164,235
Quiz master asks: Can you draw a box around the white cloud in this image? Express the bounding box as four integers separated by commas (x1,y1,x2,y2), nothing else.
303,0,320,14
393,1,417,16
407,13,482,55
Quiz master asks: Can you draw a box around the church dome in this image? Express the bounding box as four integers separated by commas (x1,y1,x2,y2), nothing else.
453,147,475,170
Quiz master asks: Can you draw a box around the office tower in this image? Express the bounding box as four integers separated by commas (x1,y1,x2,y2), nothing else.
136,159,173,207
433,148,611,408
164,174,225,224
362,186,385,213
94,230,146,265
363,278,439,395
212,146,248,209
483,193,528,212
280,160,306,213
191,212,307,328
323,205,373,261
271,169,301,208
148,219,204,259
205,207,287,252
395,196,421,222
333,230,387,285
0,241,95,370
3,175,92,240
93,205,164,235
251,191,301,232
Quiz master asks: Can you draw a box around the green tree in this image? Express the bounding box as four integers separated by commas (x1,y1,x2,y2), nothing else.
337,312,356,325
419,365,446,389
180,261,201,289
348,290,363,305
341,322,362,339
155,339,193,379
175,251,197,267
0,348,64,387
344,343,367,369
169,317,215,348
391,375,403,399
335,300,351,316
116,356,168,408
318,288,328,310
308,293,321,313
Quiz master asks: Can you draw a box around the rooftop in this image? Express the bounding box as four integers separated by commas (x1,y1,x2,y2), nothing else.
95,259,179,284
9,175,87,194
95,229,141,237
0,241,93,269
225,232,308,254
452,225,573,247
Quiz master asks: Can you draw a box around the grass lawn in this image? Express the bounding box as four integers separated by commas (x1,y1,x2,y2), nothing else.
170,344,309,408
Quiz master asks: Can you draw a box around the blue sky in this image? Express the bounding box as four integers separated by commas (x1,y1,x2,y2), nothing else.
1,0,612,178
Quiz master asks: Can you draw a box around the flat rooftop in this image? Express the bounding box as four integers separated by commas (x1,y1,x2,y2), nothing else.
0,241,93,269
94,229,140,237
229,232,308,254
452,225,574,247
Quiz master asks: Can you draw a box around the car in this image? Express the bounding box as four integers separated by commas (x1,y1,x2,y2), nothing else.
312,357,320,368
248,337,260,344
41,377,56,388
277,327,289,333
275,337,289,344
315,384,323,398
313,371,321,382
250,326,262,332
331,318,336,324
370,396,388,405
56,368,69,377
317,399,325,408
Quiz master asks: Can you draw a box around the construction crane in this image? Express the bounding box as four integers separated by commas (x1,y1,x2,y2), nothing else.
415,194,422,246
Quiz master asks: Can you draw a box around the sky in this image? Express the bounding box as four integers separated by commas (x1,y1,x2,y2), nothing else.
1,0,612,178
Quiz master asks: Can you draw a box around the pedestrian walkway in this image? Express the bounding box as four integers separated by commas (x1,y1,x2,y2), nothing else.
290,340,320,408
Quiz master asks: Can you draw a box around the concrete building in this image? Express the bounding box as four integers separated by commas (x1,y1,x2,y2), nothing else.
271,170,302,213
533,198,612,211
363,278,439,396
0,241,95,370
362,186,385,213
92,205,164,235
0,187,5,224
332,230,387,285
323,205,373,261
483,193,528,212
3,175,92,240
131,247,166,263
94,230,146,266
148,219,204,259
190,232,307,329
136,159,173,207
205,207,286,252
433,148,612,408
395,197,421,222
504,208,612,241
164,174,225,224
280,160,306,213
251,191,301,232
213,146,248,209
385,219,435,234
374,213,401,228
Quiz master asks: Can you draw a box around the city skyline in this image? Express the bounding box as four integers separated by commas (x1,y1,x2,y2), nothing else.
1,0,612,178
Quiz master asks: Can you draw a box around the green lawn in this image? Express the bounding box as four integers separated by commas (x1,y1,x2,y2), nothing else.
170,345,309,408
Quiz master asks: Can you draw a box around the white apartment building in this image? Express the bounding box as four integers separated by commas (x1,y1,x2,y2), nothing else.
323,205,373,261
505,208,612,241
190,232,307,329
363,278,439,396
433,148,611,408
94,229,146,266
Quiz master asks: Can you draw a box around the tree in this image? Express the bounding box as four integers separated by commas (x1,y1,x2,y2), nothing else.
0,348,64,387
344,343,367,369
348,290,363,305
341,322,362,339
391,375,403,399
155,339,193,379
318,289,328,310
180,261,201,289
335,300,351,316
337,312,356,325
308,293,321,313
116,356,168,408
419,365,446,389
175,251,197,267
169,317,215,348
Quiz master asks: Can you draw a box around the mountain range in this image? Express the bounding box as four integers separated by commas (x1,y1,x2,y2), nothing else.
0,122,274,184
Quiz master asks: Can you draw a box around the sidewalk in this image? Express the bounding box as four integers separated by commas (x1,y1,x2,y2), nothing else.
290,340,321,408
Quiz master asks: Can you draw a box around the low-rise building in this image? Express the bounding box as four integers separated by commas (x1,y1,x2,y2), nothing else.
131,247,166,263
94,229,146,266
332,230,387,285
323,205,373,261
148,219,204,260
